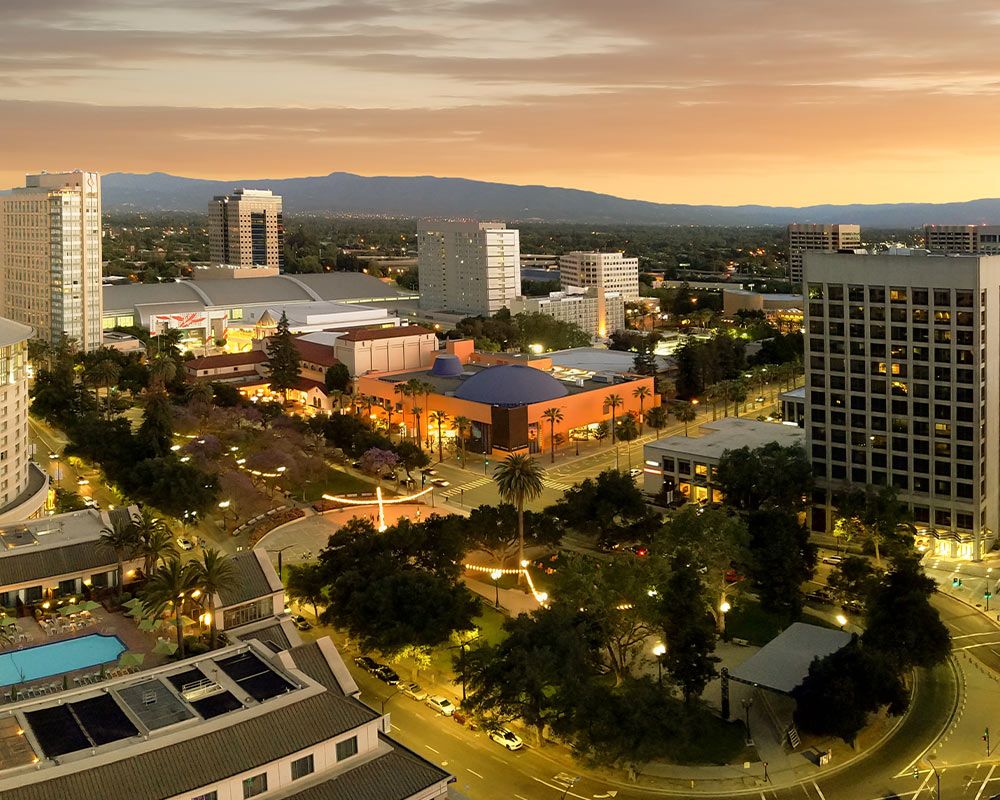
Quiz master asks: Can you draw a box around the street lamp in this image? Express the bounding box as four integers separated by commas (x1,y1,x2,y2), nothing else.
652,642,666,686
741,695,754,741
267,545,294,577
835,613,847,629
490,570,502,608
719,600,731,614
218,499,231,532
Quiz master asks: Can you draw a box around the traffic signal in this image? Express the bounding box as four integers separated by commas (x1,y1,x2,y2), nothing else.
912,767,919,779
984,727,990,743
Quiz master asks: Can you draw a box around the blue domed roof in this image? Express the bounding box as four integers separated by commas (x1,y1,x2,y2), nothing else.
455,364,569,407
430,354,463,377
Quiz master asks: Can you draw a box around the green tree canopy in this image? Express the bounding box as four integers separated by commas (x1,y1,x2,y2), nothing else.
661,549,718,703
715,443,813,513
745,509,816,623
264,311,302,399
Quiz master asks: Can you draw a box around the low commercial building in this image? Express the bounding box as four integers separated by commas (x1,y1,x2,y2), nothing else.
183,350,268,383
510,287,625,339
642,418,805,503
215,549,284,632
0,507,142,606
722,289,804,332
298,326,438,376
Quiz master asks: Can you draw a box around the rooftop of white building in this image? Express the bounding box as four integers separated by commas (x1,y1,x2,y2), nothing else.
645,417,805,461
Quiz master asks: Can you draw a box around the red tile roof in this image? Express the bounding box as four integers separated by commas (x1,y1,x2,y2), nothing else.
335,325,435,343
292,338,340,368
185,351,267,370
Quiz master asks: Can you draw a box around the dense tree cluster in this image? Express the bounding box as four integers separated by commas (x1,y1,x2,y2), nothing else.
452,309,590,353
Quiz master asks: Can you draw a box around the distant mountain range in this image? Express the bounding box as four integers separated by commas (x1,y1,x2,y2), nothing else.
101,171,1000,227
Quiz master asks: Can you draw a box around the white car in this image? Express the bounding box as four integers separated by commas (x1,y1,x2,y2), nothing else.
429,478,450,488
489,728,523,751
629,468,643,479
821,555,845,566
401,682,427,701
176,536,195,551
425,695,455,716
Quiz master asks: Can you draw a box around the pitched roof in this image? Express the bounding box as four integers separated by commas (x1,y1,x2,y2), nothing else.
0,540,118,587
229,617,300,652
185,351,267,370
293,337,339,368
217,550,277,608
336,326,434,343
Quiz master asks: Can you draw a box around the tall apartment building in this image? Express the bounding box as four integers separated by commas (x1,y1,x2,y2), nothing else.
417,220,520,315
208,188,284,269
559,251,640,298
510,287,625,339
803,251,999,560
0,171,103,351
787,224,861,285
924,224,1000,255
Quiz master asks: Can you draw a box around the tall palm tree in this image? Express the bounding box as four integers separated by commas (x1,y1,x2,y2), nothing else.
193,548,236,649
704,384,722,421
603,393,624,444
454,416,471,468
646,405,669,433
99,514,140,600
429,410,449,463
394,382,411,437
404,378,425,443
616,412,639,470
134,507,175,577
632,386,651,435
88,359,121,419
541,407,564,464
411,405,424,451
142,558,199,658
671,401,698,437
148,354,177,388
492,454,544,579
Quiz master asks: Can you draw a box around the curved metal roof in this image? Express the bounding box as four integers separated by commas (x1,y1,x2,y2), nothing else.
454,364,568,407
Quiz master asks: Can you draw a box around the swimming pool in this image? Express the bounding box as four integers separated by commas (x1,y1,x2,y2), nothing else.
0,634,127,686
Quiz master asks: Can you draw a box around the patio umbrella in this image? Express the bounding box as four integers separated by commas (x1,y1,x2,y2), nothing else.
179,615,198,628
138,618,167,632
80,601,101,612
59,604,80,616
125,604,147,619
152,639,178,656
118,652,145,668
0,614,15,627
123,598,143,610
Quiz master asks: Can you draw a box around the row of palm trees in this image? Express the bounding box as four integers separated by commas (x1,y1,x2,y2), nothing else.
99,510,235,657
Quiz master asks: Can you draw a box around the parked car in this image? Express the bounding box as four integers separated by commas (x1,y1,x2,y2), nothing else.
821,554,845,566
83,498,99,509
374,664,400,685
629,468,643,479
400,682,427,701
76,477,89,486
489,728,524,751
291,614,312,631
425,695,455,716
176,536,195,551
354,656,379,673
626,544,649,557
806,588,834,606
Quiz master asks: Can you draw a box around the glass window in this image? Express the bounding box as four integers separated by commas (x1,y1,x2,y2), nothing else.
912,289,929,305
336,736,359,761
243,774,268,799
808,284,825,299
869,287,886,303
889,287,907,303
192,793,218,800
291,755,315,781
956,290,974,307
934,289,951,306
870,306,885,321
828,285,844,301
848,286,864,302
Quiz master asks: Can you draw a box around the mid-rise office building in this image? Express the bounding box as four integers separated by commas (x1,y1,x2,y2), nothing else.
417,220,520,315
787,224,861,285
924,224,1000,255
0,171,103,351
510,287,624,339
804,251,999,560
559,251,640,299
208,189,284,269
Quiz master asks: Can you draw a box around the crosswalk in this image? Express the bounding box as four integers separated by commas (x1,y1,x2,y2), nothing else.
439,476,493,499
542,476,574,492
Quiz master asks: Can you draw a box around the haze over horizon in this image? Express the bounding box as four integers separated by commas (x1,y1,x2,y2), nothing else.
4,0,1000,207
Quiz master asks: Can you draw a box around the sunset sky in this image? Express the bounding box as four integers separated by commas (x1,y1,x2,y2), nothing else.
3,0,998,206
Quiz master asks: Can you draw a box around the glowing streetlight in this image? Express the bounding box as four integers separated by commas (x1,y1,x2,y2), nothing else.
490,570,503,608
835,613,847,629
719,600,731,614
652,643,666,685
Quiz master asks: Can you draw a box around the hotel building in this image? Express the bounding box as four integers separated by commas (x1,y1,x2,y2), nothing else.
0,171,103,351
923,224,1000,255
804,251,999,560
559,251,640,299
787,224,861,285
208,189,284,269
417,221,521,315
510,287,625,340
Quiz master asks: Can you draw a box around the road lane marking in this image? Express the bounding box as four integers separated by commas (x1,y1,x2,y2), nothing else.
812,781,827,800
532,777,587,799
975,764,997,800
467,769,484,779
952,632,1000,639
515,795,529,800
425,745,440,753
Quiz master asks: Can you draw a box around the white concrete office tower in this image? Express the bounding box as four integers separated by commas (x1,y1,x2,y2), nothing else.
804,251,1000,560
510,287,624,339
924,224,1000,255
417,220,520,315
0,317,47,524
208,188,284,269
0,171,103,351
559,251,640,299
787,224,861,285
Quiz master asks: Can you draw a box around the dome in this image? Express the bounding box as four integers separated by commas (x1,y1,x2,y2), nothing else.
454,364,569,407
430,354,463,377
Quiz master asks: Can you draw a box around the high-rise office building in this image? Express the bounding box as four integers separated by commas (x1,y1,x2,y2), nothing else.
0,171,103,351
804,251,999,560
924,224,1000,255
510,287,624,339
787,224,861,285
559,251,640,298
417,220,520,315
208,189,284,269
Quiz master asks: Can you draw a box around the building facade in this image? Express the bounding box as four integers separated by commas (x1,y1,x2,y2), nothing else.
787,223,861,285
559,251,640,299
0,171,103,351
208,189,284,269
0,318,47,524
804,252,999,560
417,220,521,315
923,224,1000,255
510,287,625,339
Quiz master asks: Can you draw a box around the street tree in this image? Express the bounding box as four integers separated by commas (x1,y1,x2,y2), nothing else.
133,507,174,577
86,358,121,419
603,393,624,444
264,311,301,403
359,447,399,488
551,468,656,549
541,406,564,464
632,385,651,433
285,562,328,619
646,405,669,433
661,549,718,703
429,410,449,462
745,509,816,623
492,454,544,577
671,401,697,437
827,556,881,609
453,415,472,468
834,486,914,565
465,504,564,567
715,442,813,513
615,412,639,470
142,558,200,658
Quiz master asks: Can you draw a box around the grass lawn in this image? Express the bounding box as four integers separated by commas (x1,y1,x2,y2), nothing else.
724,599,786,646
670,708,750,765
301,467,373,501
425,605,509,677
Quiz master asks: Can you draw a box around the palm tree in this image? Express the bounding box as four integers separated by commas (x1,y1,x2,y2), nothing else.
704,384,722,421
99,514,140,600
412,406,424,451
616,412,639,470
541,407,564,464
142,558,199,658
193,548,236,649
671,401,697,437
88,359,121,419
134,507,175,577
646,405,669,434
148,354,177,388
632,385,651,435
429,410,449,463
603,393,624,444
492,454,544,579
729,379,748,415
454,416,471,468
404,378,425,444
394,383,411,437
